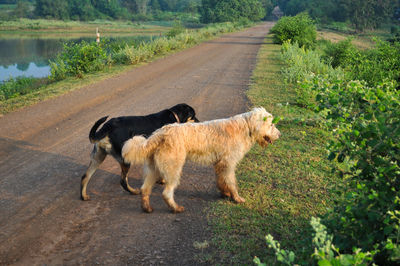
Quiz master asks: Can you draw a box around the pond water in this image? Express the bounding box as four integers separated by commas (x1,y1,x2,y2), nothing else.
0,35,154,82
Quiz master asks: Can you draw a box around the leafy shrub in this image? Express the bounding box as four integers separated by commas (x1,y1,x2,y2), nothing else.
0,77,47,100
278,34,400,264
165,21,185,38
344,40,400,87
49,57,67,81
254,217,374,265
314,79,400,264
280,41,344,107
321,39,400,87
322,38,356,68
50,41,107,79
270,13,317,48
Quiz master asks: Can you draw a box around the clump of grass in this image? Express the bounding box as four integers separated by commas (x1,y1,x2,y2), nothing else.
207,36,338,265
0,76,48,101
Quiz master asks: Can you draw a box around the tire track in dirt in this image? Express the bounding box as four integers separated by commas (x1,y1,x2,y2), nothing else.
0,22,273,265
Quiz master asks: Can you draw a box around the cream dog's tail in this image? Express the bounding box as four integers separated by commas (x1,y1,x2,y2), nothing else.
122,134,163,164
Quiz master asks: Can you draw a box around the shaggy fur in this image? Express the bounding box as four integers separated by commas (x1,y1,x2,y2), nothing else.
80,103,199,201
122,107,281,213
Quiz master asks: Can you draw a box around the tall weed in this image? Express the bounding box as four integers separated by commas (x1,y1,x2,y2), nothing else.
0,77,47,100
280,41,344,107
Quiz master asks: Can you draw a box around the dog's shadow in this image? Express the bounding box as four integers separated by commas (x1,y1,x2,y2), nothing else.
0,137,144,210
0,137,222,216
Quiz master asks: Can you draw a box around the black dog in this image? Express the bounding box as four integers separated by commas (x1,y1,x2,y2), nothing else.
81,103,199,200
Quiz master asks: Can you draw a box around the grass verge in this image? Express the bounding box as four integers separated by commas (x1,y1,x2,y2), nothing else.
206,36,339,265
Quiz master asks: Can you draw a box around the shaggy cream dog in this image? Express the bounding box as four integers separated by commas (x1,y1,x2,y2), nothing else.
122,107,281,213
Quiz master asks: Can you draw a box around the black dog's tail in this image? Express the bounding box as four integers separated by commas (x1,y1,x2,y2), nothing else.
89,116,109,143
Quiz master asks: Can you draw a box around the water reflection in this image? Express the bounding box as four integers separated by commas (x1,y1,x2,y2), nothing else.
0,36,154,82
0,63,50,81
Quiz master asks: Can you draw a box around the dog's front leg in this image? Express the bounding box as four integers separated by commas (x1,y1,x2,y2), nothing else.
214,161,245,203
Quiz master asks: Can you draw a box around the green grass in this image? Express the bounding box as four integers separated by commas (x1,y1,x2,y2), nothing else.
206,36,339,265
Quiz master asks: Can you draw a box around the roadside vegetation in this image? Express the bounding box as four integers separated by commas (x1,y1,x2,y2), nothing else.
1,0,274,114
208,12,400,265
0,20,252,114
207,34,338,266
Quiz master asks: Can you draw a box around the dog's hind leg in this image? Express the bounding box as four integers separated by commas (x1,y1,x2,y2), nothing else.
214,161,245,203
141,161,159,213
159,161,185,213
81,146,107,201
162,178,185,213
119,163,140,195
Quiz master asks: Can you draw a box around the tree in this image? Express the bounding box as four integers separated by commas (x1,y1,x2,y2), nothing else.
35,0,68,19
136,0,150,14
13,0,32,18
341,0,395,31
68,0,97,20
259,0,274,19
200,0,264,23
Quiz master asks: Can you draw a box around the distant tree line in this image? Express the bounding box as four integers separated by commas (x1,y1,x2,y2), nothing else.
1,0,399,29
0,0,202,21
0,0,275,23
199,0,274,23
276,0,400,31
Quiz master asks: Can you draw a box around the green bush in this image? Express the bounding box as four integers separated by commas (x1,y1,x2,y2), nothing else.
165,21,185,38
277,34,400,264
0,77,47,100
50,41,107,79
280,41,344,107
322,38,356,68
344,40,400,87
320,39,400,87
314,79,400,264
255,217,374,266
270,13,317,48
49,57,67,81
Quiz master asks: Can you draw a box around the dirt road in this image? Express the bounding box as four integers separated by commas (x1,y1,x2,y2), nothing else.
0,23,273,265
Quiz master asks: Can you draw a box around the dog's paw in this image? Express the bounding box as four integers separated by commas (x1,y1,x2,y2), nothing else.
142,206,154,213
81,194,90,201
233,196,245,203
172,205,185,213
129,188,140,195
141,198,153,213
